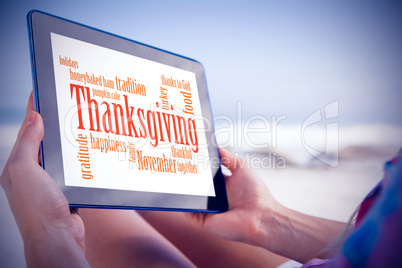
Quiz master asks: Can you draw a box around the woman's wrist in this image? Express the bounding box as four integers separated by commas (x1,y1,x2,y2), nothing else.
23,225,89,268
249,203,346,263
248,201,289,253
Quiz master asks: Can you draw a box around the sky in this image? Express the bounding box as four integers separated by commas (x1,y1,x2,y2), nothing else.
0,0,401,127
0,1,401,266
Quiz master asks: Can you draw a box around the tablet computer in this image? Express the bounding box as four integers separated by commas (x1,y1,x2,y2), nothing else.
27,10,228,213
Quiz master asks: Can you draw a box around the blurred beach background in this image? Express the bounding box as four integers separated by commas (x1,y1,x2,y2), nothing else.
1,1,401,267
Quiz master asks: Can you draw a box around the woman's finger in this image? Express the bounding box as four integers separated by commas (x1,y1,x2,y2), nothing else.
218,147,241,173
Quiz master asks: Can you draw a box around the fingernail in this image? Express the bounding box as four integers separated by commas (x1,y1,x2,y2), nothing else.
26,111,37,127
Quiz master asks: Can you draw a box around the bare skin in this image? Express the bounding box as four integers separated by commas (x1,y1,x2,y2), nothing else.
1,92,346,267
0,93,88,267
187,148,346,263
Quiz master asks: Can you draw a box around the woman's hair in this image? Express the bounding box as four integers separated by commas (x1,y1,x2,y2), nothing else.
319,147,402,258
318,206,359,258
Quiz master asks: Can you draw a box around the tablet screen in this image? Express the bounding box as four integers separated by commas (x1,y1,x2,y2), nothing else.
51,33,215,197
28,10,227,212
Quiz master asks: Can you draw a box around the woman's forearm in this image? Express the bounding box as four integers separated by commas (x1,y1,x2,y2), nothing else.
252,204,347,263
23,227,89,268
80,209,195,268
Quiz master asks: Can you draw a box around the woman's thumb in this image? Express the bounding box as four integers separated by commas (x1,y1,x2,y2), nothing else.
15,110,44,162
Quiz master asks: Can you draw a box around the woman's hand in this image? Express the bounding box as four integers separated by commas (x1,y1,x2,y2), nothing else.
188,148,283,245
188,148,346,263
0,92,89,267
